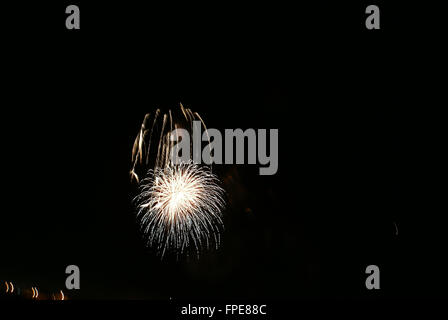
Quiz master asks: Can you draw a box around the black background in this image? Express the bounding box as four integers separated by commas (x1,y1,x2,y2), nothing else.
0,0,446,312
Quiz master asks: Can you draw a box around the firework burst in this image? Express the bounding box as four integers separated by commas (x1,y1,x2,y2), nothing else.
131,104,226,257
135,162,225,257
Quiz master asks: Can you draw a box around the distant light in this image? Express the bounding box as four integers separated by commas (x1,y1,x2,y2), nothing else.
31,287,39,299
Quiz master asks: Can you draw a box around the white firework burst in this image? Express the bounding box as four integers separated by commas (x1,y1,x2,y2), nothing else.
135,162,225,257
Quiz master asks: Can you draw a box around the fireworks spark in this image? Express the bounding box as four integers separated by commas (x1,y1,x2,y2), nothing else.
135,162,225,257
131,104,226,257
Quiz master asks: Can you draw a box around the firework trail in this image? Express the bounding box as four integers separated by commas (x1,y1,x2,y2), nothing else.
131,104,225,257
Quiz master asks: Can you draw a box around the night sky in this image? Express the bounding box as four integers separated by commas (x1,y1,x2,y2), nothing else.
1,1,446,305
